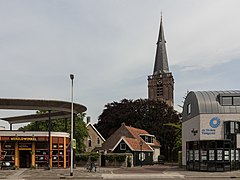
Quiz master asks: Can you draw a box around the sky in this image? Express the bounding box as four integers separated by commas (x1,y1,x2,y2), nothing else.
0,0,240,129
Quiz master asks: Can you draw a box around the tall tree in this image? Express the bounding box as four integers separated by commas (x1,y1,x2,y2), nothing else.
19,112,88,154
95,98,180,160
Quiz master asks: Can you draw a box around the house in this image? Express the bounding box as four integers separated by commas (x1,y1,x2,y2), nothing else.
182,90,240,171
100,123,160,166
84,117,105,152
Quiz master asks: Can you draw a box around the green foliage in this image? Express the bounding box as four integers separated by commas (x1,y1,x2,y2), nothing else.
75,154,89,162
106,154,126,162
158,155,165,164
178,151,182,166
163,122,182,151
158,155,165,161
90,154,98,162
115,155,126,162
95,98,181,160
75,152,99,162
127,156,132,167
18,112,88,154
106,154,115,162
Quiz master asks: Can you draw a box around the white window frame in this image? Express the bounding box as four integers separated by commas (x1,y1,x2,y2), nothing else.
120,143,126,150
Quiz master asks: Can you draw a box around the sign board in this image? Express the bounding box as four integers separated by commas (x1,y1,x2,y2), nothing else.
10,137,37,141
72,139,76,149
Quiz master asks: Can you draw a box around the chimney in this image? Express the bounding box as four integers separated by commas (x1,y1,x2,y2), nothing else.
87,116,91,124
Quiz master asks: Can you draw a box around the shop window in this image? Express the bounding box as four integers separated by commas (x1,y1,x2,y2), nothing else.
231,150,235,161
201,150,207,161
53,144,58,149
194,150,199,161
120,143,126,150
189,150,193,161
224,150,229,161
217,150,223,161
236,150,239,161
209,150,215,161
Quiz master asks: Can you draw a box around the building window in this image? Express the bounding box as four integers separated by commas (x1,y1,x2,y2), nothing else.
88,137,92,147
187,103,191,114
120,143,126,150
145,136,153,143
156,81,163,97
97,138,100,145
233,97,240,106
222,97,233,106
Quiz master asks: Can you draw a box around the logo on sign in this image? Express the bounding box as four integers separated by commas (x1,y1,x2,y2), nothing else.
209,117,221,128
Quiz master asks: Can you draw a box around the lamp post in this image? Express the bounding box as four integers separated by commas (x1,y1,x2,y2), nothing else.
139,141,143,167
70,74,74,176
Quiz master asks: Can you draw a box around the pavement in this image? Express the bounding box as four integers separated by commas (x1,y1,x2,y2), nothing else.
1,164,240,179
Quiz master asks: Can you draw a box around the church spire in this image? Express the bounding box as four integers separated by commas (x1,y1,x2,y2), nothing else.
153,15,169,75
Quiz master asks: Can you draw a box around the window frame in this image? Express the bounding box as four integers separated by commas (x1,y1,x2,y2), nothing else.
120,143,126,150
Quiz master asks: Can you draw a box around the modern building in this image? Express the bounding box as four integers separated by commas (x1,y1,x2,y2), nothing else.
84,117,105,152
182,90,240,171
148,16,174,107
100,123,160,166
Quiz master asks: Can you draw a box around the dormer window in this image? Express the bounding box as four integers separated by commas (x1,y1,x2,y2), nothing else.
140,135,154,143
219,94,240,106
222,97,232,106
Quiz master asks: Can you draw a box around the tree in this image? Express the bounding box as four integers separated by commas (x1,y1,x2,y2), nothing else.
95,98,181,160
164,121,182,151
19,112,88,154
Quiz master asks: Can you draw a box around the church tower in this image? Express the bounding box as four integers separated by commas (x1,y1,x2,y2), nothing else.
148,16,174,107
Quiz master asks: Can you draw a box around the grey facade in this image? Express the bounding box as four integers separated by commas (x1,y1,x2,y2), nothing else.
182,91,240,171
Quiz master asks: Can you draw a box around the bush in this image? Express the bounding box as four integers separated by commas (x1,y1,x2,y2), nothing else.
90,154,98,162
116,155,126,162
106,155,115,162
178,151,182,167
76,154,89,162
158,155,165,164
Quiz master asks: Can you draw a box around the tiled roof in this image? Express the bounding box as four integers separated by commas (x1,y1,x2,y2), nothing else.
123,136,152,151
125,125,160,149
101,123,160,152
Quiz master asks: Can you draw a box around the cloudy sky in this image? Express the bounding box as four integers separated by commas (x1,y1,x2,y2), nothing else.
1,0,240,129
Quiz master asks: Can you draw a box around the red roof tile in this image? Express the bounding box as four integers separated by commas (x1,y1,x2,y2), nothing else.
101,123,160,152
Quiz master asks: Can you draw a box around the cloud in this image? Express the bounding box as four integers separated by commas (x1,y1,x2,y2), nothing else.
0,0,240,128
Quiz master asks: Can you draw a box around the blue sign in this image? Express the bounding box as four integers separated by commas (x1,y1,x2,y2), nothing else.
209,117,221,128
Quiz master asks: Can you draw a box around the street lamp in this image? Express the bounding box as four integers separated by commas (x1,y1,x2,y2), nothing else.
139,141,143,167
70,74,74,176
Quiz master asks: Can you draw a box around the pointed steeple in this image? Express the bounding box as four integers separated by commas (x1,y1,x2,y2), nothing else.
153,16,169,75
